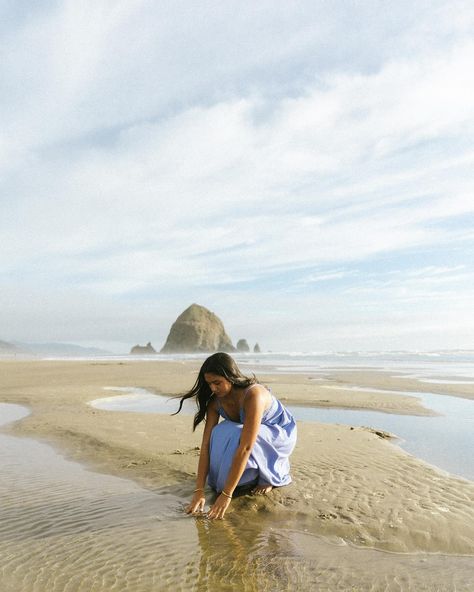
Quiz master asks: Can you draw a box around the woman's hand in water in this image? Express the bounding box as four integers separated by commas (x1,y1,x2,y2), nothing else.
185,491,206,515
206,493,231,520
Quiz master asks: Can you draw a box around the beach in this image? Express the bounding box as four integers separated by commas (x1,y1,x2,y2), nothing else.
1,358,474,591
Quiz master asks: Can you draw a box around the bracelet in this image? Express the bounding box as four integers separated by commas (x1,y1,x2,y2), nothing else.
194,488,205,493
221,490,232,499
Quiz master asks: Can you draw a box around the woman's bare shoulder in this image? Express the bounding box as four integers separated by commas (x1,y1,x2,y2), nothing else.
243,384,271,406
246,383,270,395
206,397,219,415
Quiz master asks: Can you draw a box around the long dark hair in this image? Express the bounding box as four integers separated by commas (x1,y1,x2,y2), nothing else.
173,352,257,431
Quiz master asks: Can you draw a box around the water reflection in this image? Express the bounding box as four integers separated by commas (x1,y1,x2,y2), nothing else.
190,506,474,592
292,387,474,481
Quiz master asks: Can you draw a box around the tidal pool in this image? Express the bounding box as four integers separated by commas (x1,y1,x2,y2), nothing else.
91,386,474,482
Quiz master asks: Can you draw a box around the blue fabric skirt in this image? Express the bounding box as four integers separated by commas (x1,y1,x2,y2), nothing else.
207,396,297,492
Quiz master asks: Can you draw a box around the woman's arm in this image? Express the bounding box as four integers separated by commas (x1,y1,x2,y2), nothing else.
185,400,219,514
207,388,267,519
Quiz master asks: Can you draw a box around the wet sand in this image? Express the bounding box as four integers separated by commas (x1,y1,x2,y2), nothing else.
1,359,474,590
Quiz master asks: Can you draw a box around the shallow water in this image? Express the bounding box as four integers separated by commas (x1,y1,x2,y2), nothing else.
0,405,197,591
91,386,474,482
293,386,474,482
39,350,474,382
2,403,474,591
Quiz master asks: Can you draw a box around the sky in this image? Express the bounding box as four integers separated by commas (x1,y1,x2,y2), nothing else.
1,0,474,353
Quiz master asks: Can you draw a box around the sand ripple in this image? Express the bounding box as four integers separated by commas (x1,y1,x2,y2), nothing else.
1,404,473,591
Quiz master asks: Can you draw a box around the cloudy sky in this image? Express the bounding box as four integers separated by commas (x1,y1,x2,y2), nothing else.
1,0,473,353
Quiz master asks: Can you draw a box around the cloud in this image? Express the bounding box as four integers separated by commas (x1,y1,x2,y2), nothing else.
1,1,473,349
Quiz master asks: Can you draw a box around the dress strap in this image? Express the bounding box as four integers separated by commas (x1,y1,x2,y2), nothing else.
243,383,256,394
242,383,259,400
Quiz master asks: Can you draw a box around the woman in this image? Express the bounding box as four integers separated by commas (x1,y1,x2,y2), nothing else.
174,352,297,519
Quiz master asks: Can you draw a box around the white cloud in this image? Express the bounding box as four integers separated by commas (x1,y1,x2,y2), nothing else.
1,1,473,349
296,269,359,285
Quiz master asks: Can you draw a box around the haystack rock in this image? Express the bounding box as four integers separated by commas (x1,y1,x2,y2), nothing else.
236,339,250,352
130,342,157,355
161,304,235,353
253,343,261,353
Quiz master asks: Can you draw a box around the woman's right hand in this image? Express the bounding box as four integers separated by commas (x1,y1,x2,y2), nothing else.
185,491,206,515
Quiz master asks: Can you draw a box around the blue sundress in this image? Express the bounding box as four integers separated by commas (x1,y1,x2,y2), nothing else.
207,385,297,492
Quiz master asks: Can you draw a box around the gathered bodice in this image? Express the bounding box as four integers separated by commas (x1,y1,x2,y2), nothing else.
216,386,294,428
216,394,277,424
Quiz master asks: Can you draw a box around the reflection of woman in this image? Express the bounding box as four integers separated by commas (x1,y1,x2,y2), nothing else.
174,352,297,519
193,517,262,590
193,518,250,590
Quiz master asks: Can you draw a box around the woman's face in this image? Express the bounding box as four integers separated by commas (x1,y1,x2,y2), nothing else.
204,372,233,398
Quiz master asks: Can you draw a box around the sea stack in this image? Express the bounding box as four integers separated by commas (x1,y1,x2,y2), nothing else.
130,342,157,355
161,304,235,353
236,339,250,352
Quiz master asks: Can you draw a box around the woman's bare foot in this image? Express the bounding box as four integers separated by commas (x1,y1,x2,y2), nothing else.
251,483,273,495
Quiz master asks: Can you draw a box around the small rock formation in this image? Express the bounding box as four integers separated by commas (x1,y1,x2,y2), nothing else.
130,342,157,355
161,304,235,353
253,343,261,353
236,339,250,352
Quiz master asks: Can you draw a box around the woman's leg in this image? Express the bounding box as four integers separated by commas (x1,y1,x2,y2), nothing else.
208,421,258,492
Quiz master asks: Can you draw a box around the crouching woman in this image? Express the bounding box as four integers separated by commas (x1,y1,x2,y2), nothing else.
174,352,297,519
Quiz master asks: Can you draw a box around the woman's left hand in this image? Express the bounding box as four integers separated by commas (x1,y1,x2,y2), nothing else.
207,494,231,520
